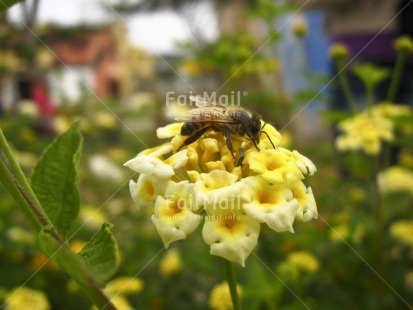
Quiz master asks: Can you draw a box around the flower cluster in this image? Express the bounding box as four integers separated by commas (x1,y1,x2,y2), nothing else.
125,121,317,266
378,166,413,197
390,220,413,247
336,103,411,155
209,281,242,310
287,251,320,273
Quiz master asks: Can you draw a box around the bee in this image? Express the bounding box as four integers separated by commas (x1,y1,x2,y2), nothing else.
177,96,275,157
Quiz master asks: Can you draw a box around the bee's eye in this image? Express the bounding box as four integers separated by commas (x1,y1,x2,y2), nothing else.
251,121,261,133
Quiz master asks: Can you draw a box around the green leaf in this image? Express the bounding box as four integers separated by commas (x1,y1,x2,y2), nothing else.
0,0,23,13
31,122,82,238
38,227,115,309
352,63,390,88
38,226,88,280
78,223,120,285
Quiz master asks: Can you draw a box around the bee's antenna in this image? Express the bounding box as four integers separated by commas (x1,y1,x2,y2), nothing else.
261,121,276,129
262,131,275,149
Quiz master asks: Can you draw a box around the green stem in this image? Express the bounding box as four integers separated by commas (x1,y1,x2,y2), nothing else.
224,259,240,310
337,59,358,113
372,155,384,310
366,84,374,108
386,52,407,102
0,128,115,310
0,129,48,231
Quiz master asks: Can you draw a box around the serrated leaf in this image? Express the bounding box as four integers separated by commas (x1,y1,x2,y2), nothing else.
38,227,115,309
38,226,88,281
31,122,82,238
0,0,23,13
78,223,120,285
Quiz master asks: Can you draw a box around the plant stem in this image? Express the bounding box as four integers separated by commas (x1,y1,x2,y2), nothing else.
0,129,48,231
337,60,358,113
372,155,384,310
0,128,115,310
366,84,374,108
224,259,241,310
386,52,406,102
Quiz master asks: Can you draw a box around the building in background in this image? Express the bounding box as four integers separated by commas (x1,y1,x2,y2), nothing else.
0,21,155,109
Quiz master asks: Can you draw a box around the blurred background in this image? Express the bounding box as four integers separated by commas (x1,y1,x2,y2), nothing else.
1,0,413,309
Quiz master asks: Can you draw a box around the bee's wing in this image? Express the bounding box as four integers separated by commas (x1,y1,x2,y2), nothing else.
175,107,235,123
189,95,224,107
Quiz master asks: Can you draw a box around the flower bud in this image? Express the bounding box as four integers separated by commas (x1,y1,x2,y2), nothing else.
329,43,349,62
393,35,413,54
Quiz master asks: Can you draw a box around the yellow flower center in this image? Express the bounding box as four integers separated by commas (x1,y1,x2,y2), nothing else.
165,200,184,217
143,181,155,198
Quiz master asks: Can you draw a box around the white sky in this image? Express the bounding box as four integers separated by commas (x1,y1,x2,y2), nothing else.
8,0,218,54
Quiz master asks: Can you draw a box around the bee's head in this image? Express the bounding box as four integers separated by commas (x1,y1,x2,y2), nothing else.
247,113,262,146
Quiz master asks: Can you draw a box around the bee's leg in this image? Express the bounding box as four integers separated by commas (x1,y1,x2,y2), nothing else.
223,127,235,158
252,139,260,151
178,126,211,151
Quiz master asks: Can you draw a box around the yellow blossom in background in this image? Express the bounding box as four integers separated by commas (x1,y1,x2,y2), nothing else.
125,113,317,266
70,240,87,253
209,282,242,310
405,270,413,293
336,103,412,155
330,224,350,242
104,277,144,296
287,251,319,273
291,15,308,38
370,102,411,118
336,109,393,155
390,221,413,247
94,111,118,129
53,115,71,134
79,205,108,231
5,287,50,310
159,248,182,276
399,150,413,168
378,166,413,197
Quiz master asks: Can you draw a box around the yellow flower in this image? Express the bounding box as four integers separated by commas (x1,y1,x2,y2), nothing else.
241,176,299,232
5,287,50,310
209,282,242,310
124,154,175,179
378,166,413,197
287,251,319,273
129,174,168,208
290,181,318,222
330,224,350,242
159,248,182,276
152,180,202,247
70,240,87,253
104,277,144,296
370,102,411,118
245,149,304,184
203,208,260,267
390,221,413,246
79,205,107,231
125,117,317,265
336,111,393,155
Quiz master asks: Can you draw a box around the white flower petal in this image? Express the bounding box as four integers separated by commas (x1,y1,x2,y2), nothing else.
152,196,201,248
124,155,174,179
202,214,260,266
